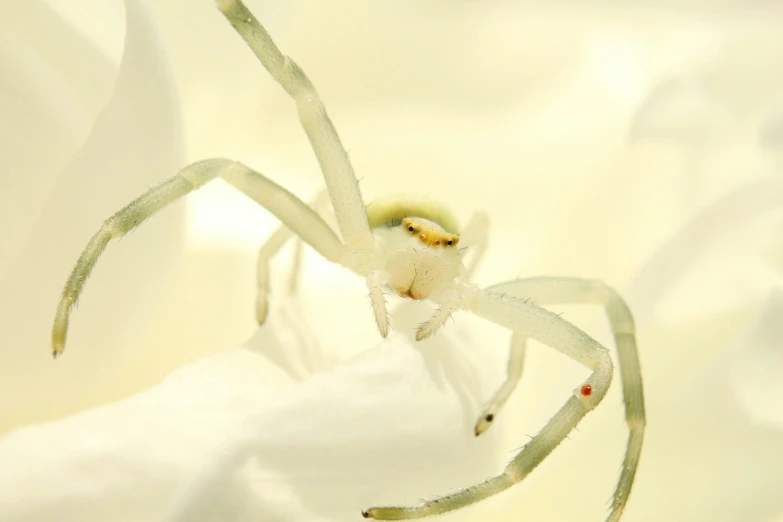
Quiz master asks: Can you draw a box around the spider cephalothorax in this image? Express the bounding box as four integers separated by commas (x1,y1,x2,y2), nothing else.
388,216,462,299
370,213,464,300
51,1,646,520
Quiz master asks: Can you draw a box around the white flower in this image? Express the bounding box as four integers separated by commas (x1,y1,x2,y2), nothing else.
621,21,783,522
0,298,503,522
0,0,185,430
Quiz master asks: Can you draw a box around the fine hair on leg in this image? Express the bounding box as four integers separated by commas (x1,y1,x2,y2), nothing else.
52,159,348,357
364,283,616,519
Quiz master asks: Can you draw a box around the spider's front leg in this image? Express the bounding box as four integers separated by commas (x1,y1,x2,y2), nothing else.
216,0,388,323
473,330,527,436
363,281,616,520
215,0,373,251
52,160,354,357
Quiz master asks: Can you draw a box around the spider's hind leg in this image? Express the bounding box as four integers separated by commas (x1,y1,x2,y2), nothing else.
478,277,646,520
364,285,615,520
474,331,528,436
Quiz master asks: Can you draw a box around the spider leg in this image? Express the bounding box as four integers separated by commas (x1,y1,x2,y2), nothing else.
255,225,298,325
473,331,527,436
255,189,331,324
479,277,645,521
415,289,461,341
52,159,353,358
215,0,373,251
458,211,489,279
363,282,614,520
367,270,390,337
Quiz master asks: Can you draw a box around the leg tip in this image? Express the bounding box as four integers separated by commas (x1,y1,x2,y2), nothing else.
473,412,495,436
375,320,389,338
414,327,430,342
361,511,370,519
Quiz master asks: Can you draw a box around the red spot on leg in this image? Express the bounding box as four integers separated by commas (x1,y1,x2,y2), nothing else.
580,384,592,397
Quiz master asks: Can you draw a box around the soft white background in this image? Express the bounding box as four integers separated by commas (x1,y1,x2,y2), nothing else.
1,1,783,521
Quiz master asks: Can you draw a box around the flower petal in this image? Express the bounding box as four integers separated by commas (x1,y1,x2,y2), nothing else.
0,0,185,430
629,75,729,146
625,176,783,327
0,0,116,279
0,300,501,522
730,288,783,430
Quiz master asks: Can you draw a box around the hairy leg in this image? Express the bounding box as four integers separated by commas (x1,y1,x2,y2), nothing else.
215,0,373,251
367,269,390,337
255,190,330,324
481,277,645,521
473,331,527,436
364,281,614,519
414,289,461,341
52,159,349,357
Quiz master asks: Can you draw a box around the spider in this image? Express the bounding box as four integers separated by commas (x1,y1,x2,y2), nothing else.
51,0,646,520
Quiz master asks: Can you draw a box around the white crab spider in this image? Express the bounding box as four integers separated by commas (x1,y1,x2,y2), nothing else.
51,0,646,520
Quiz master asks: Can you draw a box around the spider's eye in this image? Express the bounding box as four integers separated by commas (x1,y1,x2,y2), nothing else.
408,226,415,232
447,240,453,246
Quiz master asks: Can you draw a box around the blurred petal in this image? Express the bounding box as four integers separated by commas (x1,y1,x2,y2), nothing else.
0,0,116,278
625,176,783,326
630,325,783,521
759,104,783,152
0,300,501,522
0,0,185,430
41,0,126,65
730,288,783,430
629,75,729,147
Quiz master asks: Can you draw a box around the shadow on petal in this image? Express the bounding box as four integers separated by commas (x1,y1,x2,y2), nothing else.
0,296,502,522
625,176,783,328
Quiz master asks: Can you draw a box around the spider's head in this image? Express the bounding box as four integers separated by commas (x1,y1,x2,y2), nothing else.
377,217,464,300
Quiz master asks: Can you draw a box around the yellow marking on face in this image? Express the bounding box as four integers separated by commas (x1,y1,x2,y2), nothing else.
402,217,459,248
366,196,460,234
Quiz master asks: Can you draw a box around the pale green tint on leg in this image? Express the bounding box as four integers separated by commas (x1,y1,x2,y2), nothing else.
477,277,646,522
215,0,372,249
52,2,644,519
52,174,193,357
473,331,527,436
365,286,615,519
52,159,346,357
